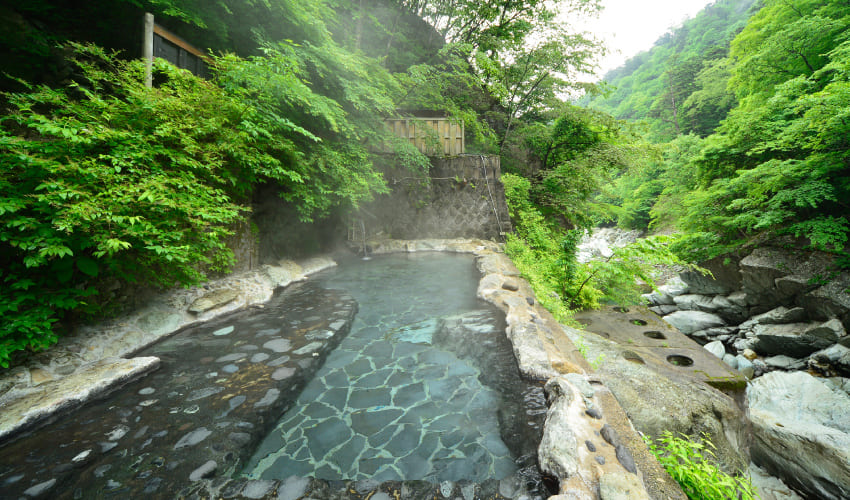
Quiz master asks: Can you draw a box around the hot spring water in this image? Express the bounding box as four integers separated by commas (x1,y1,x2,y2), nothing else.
0,253,547,498
244,253,545,488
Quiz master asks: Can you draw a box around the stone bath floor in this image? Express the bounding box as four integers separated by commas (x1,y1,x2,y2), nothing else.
0,281,357,499
244,253,548,495
246,310,517,483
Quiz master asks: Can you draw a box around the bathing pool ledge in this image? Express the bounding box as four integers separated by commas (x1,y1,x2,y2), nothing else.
0,257,338,444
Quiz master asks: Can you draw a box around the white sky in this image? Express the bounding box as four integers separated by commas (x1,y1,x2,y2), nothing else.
568,0,716,79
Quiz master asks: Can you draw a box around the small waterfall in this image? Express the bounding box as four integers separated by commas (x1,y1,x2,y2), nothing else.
359,218,370,260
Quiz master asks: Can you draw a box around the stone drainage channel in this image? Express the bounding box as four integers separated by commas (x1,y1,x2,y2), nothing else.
0,240,675,500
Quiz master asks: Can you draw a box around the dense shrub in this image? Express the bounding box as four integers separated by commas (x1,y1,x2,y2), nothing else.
0,43,401,366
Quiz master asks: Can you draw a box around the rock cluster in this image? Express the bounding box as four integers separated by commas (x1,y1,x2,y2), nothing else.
473,249,678,499
644,244,850,499
645,248,850,382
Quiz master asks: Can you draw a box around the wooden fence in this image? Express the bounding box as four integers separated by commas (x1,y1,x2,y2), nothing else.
385,117,464,156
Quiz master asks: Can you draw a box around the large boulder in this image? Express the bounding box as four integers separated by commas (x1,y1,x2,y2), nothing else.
748,371,850,499
751,319,847,358
679,254,742,295
738,307,808,331
663,310,726,335
659,277,689,297
709,295,749,324
564,330,749,474
673,294,718,312
739,248,797,305
797,273,850,325
643,291,675,307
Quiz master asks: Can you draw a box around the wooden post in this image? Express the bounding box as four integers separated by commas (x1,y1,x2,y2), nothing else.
143,12,154,88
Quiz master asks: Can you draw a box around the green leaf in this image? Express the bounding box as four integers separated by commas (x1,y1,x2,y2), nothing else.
76,257,99,277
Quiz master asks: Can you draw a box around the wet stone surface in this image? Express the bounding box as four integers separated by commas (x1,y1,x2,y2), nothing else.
0,281,356,499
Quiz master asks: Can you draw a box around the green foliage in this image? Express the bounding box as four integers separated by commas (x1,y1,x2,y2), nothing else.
503,104,641,229
503,174,574,322
402,0,604,149
0,34,414,366
1,47,246,365
645,432,759,500
503,173,704,315
587,0,850,263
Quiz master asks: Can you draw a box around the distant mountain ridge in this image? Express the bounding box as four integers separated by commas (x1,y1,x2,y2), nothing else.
582,0,759,140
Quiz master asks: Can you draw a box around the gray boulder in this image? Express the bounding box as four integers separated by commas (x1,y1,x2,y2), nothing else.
704,341,726,359
564,331,749,474
727,291,755,308
673,294,718,312
748,371,850,499
739,248,795,303
798,273,850,324
764,355,806,371
738,306,808,332
643,291,675,307
663,310,726,335
752,319,847,358
679,254,741,295
691,327,738,342
658,277,689,297
749,463,803,500
710,295,748,323
538,378,579,480
649,305,678,316
733,337,758,352
809,344,850,377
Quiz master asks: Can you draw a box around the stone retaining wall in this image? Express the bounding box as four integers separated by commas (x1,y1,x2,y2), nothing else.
356,155,511,242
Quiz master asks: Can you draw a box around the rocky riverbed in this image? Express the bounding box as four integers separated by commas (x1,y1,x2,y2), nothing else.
643,242,850,500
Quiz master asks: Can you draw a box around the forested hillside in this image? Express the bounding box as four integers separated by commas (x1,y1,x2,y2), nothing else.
592,0,850,266
583,0,758,140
